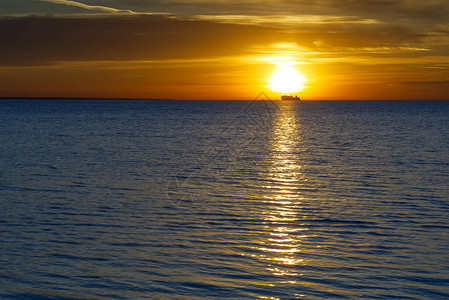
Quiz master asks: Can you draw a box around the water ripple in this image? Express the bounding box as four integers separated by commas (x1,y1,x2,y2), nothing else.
1,100,448,299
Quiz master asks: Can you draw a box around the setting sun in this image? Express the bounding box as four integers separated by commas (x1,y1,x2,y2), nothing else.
268,65,307,94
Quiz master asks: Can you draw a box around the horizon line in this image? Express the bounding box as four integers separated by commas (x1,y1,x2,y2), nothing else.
1,97,448,101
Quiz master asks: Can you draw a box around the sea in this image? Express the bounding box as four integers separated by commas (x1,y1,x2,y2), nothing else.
0,99,448,299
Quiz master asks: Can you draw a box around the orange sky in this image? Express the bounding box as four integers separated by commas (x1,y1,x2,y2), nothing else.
1,1,449,100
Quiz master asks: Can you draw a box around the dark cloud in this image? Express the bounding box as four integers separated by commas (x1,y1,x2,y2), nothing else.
324,0,449,20
2,0,449,23
1,14,427,66
86,0,449,21
0,15,286,65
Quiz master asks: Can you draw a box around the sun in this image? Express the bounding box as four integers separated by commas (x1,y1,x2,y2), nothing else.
268,65,307,94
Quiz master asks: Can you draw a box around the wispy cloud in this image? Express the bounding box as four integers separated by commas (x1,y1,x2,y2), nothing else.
40,0,134,13
195,14,380,27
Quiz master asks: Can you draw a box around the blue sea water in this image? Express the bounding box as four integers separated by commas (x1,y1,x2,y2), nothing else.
0,99,448,299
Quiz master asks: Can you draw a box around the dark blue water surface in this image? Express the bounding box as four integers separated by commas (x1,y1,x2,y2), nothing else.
1,99,448,299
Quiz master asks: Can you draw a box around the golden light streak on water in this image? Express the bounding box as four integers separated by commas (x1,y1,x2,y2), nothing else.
257,101,308,278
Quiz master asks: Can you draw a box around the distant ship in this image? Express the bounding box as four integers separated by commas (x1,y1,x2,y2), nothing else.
281,95,300,100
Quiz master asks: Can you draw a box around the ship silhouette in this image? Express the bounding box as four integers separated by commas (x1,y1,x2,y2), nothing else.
281,95,300,100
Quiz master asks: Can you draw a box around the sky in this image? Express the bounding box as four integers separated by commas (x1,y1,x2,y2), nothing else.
1,0,449,100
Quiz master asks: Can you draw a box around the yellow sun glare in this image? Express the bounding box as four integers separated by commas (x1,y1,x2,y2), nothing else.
268,65,307,94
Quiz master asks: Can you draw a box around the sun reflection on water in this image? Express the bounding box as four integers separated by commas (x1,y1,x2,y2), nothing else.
256,100,308,278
